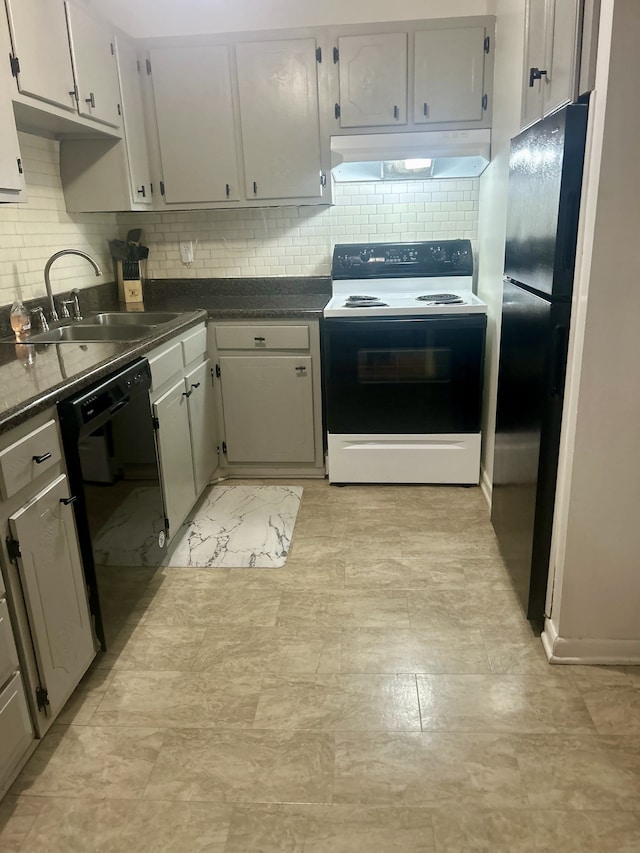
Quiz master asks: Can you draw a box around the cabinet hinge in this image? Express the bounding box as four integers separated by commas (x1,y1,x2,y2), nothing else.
159,180,165,196
9,54,20,77
164,517,170,537
316,46,322,63
333,46,339,63
215,364,221,378
222,441,228,455
36,686,50,712
17,158,23,175
146,58,152,75
482,93,488,111
152,416,160,430
136,58,140,73
320,171,327,188
334,102,341,120
117,103,121,116
6,536,21,562
484,35,490,54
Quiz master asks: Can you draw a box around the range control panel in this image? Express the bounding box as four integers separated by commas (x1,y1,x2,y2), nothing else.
332,240,473,279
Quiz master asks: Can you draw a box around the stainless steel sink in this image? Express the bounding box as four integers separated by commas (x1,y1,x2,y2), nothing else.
29,324,156,343
84,312,180,326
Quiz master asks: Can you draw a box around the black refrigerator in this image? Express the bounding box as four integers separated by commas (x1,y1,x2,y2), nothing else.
491,103,588,623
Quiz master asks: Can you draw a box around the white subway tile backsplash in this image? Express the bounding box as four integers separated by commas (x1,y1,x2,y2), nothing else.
1,135,480,290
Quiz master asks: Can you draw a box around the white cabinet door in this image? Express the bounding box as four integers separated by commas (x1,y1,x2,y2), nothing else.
4,0,76,112
153,378,196,540
413,27,486,125
8,474,95,720
337,33,407,128
542,0,582,117
0,11,24,199
236,39,324,200
220,356,315,464
65,1,121,127
150,45,240,204
115,35,152,205
522,0,582,128
185,359,217,496
0,674,33,785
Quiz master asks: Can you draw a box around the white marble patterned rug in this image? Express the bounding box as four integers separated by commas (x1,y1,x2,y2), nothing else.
164,484,303,568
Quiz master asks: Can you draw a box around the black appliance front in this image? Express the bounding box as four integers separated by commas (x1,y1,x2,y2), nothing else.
322,315,486,435
504,103,588,299
58,359,165,649
491,282,570,622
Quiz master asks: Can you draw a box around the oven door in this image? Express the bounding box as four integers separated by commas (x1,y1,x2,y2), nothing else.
322,315,486,434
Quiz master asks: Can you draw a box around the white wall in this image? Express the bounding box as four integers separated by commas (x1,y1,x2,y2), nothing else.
544,0,640,662
95,0,489,38
117,179,479,278
475,0,526,496
0,134,116,306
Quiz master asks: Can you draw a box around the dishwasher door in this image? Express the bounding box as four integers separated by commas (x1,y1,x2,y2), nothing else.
58,358,167,649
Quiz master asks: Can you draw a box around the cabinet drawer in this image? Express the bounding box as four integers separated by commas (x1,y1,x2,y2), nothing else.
0,419,61,500
0,599,19,689
148,340,183,391
181,324,207,365
0,673,33,782
215,325,309,351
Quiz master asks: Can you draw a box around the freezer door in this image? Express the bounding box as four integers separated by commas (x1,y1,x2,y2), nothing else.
491,281,570,621
504,104,587,299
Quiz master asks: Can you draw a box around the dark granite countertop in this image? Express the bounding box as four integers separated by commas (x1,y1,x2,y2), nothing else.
0,277,331,435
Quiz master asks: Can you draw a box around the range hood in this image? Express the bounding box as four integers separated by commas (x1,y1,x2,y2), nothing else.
330,129,491,182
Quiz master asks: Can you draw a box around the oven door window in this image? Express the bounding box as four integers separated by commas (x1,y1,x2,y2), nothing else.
323,316,486,434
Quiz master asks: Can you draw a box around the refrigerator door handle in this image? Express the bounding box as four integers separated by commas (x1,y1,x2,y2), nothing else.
550,324,569,398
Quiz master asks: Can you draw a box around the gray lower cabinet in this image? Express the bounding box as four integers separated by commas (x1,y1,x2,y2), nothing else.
148,324,217,541
0,411,96,794
211,320,325,477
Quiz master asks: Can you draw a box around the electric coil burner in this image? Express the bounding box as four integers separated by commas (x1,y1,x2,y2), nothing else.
322,239,487,484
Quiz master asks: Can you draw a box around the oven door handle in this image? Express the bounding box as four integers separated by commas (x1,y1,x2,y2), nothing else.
110,398,130,416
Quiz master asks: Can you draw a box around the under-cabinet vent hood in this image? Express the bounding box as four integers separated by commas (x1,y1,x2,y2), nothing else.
330,129,491,181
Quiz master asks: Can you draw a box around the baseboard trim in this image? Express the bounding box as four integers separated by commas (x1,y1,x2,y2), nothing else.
542,618,640,664
480,465,492,509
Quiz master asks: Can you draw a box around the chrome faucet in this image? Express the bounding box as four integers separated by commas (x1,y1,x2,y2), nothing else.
43,250,102,322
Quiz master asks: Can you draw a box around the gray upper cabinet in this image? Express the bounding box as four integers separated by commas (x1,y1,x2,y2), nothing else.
150,45,240,204
0,9,24,200
4,0,77,112
113,34,152,205
235,38,324,201
65,1,121,128
413,26,488,125
336,32,408,128
521,0,583,129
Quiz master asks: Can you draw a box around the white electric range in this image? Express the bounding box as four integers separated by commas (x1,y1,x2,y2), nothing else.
322,240,488,484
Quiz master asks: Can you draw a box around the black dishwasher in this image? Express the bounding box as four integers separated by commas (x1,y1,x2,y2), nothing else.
58,358,167,649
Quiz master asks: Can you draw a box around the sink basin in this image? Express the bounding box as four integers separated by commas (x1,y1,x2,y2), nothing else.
84,312,180,326
29,324,156,343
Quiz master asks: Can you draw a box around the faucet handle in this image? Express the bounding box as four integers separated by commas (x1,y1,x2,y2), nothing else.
61,292,82,321
60,299,75,319
70,289,82,321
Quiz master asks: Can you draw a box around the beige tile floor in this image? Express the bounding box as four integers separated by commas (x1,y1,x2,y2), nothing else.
2,480,640,851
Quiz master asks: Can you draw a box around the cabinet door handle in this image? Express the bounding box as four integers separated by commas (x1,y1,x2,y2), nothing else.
182,389,193,398
252,181,258,195
85,92,96,108
529,67,547,87
295,365,307,373
60,495,77,505
32,452,52,464
190,382,201,390
393,105,400,120
254,336,266,343
423,102,429,117
137,185,146,197
225,184,230,197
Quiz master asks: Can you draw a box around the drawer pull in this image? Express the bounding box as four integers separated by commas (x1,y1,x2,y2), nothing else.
60,495,77,505
254,336,266,343
32,452,52,464
182,389,193,398
190,382,201,391
295,365,307,373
